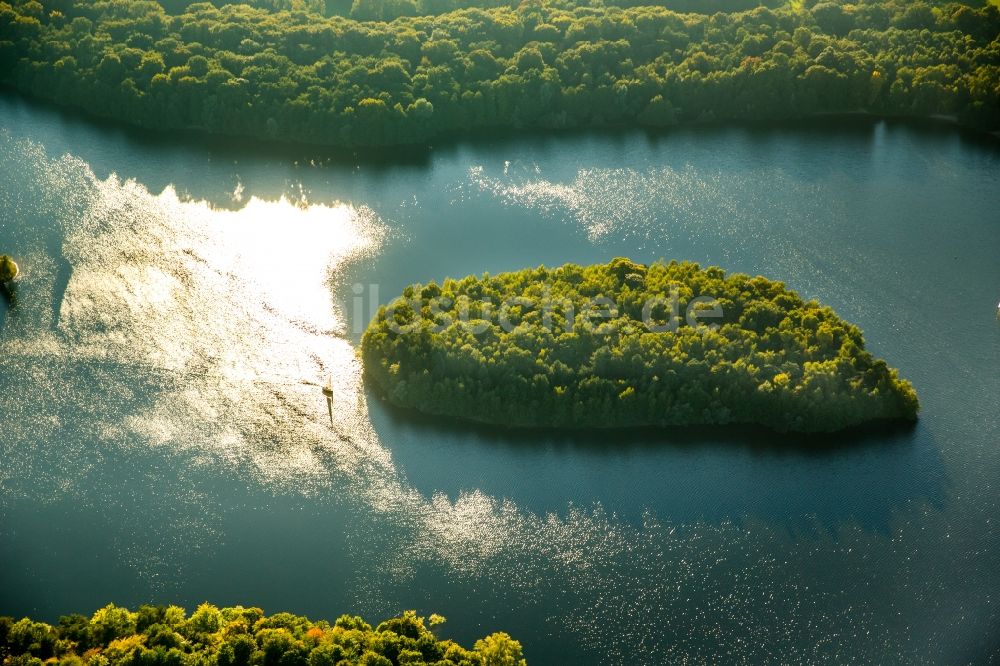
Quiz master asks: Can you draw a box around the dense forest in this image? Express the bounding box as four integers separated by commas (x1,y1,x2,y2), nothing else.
0,0,997,146
0,605,526,666
361,259,919,433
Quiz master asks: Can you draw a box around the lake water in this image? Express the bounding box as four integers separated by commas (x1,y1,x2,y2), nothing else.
1,93,999,664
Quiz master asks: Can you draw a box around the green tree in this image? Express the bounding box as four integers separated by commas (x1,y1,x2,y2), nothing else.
90,605,136,645
474,632,526,666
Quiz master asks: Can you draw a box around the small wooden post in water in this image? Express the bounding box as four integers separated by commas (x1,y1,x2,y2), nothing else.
322,374,334,424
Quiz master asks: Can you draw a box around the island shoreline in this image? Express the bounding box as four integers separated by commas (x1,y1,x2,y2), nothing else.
367,381,920,446
2,86,997,162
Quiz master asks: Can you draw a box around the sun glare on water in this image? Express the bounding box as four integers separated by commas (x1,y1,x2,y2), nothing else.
185,191,380,332
2,164,388,487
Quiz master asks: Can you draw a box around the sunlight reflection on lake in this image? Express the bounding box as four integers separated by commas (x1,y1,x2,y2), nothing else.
0,144,522,594
1,156,386,489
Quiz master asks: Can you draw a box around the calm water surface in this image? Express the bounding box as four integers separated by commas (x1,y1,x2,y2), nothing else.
1,94,999,664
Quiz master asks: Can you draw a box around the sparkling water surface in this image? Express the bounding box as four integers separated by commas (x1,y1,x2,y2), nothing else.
1,94,999,664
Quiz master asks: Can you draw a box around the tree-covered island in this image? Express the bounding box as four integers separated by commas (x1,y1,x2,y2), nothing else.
361,259,919,433
0,0,997,147
0,605,527,666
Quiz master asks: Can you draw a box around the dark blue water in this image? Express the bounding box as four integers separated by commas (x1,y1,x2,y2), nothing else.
1,93,999,664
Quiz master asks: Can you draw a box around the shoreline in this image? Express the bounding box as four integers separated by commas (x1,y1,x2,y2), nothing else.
3,86,998,160
368,380,920,443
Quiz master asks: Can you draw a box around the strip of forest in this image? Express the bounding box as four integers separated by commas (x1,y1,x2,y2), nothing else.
1,0,998,146
0,605,526,666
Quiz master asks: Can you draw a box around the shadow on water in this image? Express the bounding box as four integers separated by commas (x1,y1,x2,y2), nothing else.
0,351,325,619
367,389,946,535
49,253,73,332
2,91,997,213
0,282,16,329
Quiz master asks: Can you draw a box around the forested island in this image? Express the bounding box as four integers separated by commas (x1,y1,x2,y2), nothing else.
1,0,997,147
0,605,526,666
361,259,919,433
